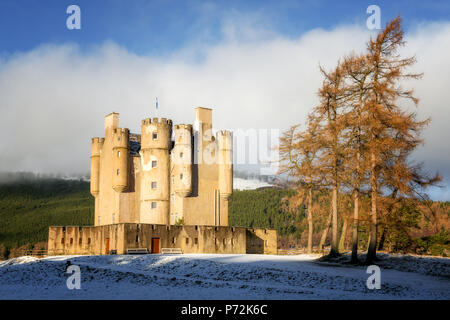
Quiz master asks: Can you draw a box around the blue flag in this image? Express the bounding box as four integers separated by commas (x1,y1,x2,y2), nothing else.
156,97,158,110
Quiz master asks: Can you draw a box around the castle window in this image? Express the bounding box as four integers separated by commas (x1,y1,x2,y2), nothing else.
186,238,189,245
151,202,157,209
117,169,120,175
180,173,183,180
180,152,183,158
70,238,73,245
151,181,157,189
117,151,120,157
61,238,64,244
87,238,91,245
223,238,226,246
118,136,121,141
152,160,157,168
194,238,198,245
152,132,158,140
172,237,176,244
79,238,82,245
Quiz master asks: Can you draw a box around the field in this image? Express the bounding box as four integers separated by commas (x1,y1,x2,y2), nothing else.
0,253,448,299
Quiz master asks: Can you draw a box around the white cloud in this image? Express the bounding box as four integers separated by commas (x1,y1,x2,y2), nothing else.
0,21,449,199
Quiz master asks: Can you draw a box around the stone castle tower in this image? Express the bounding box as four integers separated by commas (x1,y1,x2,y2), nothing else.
90,107,233,227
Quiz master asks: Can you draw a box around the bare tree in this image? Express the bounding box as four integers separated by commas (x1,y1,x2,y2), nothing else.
312,62,352,257
278,119,321,253
364,16,427,263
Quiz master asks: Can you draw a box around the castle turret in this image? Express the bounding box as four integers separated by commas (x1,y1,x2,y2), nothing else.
90,137,104,197
112,128,129,192
140,117,172,224
217,130,233,200
173,124,192,197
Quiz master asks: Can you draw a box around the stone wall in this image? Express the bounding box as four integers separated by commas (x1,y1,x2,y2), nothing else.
48,223,277,255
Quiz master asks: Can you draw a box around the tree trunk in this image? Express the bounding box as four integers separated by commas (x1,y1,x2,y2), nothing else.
319,210,332,253
378,227,387,251
366,152,378,264
351,146,361,263
307,187,313,254
351,190,359,263
339,216,348,252
329,186,339,257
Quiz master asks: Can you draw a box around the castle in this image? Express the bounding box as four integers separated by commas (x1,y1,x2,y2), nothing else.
48,107,277,255
91,107,232,226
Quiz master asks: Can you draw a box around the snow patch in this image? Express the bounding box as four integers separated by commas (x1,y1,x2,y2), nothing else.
0,253,448,299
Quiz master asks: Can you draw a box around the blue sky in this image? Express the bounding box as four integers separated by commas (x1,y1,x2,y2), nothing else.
1,0,449,56
0,1,449,200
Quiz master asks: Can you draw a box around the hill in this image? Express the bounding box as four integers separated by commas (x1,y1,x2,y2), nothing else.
0,178,94,257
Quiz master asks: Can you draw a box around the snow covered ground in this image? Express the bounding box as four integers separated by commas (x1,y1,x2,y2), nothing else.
0,253,448,300
233,178,273,191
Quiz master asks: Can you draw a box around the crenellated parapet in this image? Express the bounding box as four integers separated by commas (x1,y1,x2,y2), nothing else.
174,124,193,130
91,137,105,156
217,130,233,153
141,117,173,126
141,117,172,150
112,128,129,148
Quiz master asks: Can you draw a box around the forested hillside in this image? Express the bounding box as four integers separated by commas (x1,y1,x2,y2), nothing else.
0,178,94,258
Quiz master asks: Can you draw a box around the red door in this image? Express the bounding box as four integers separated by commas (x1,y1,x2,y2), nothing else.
151,238,160,254
105,238,110,254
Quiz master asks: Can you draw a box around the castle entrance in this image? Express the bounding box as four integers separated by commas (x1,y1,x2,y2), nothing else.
105,238,110,254
151,238,160,254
